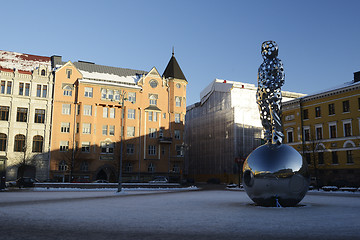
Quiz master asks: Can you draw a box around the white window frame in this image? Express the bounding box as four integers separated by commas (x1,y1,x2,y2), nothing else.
128,109,135,119
62,104,71,115
83,105,92,116
82,123,91,134
328,121,337,139
174,130,180,139
103,108,108,118
102,125,108,135
81,142,90,153
127,126,135,137
342,119,352,137
315,124,323,140
286,128,293,143
84,87,93,98
175,113,181,123
109,125,115,136
61,122,70,133
109,108,115,118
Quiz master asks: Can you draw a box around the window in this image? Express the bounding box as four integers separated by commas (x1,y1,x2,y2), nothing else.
37,84,42,97
126,144,134,154
25,83,30,96
82,123,91,134
159,128,164,138
101,89,107,99
103,108,108,118
0,106,9,121
58,160,68,171
76,123,79,133
114,90,120,101
109,125,115,136
66,69,72,79
19,82,24,95
34,109,45,123
175,96,181,107
60,141,69,152
149,128,157,138
107,89,114,100
63,85,72,96
315,125,323,140
346,150,353,164
42,85,47,98
6,81,12,94
41,69,46,76
287,129,293,143
148,111,153,121
315,107,321,118
148,145,156,155
163,113,166,119
318,152,324,165
14,134,25,152
173,164,180,173
305,153,311,164
149,94,157,105
32,135,43,152
332,151,338,164
176,145,183,156
303,109,309,120
102,125,108,135
109,108,115,118
61,122,70,133
174,130,180,139
128,92,136,103
128,109,135,119
153,112,158,122
77,105,80,115
81,142,90,153
125,162,133,172
62,104,71,115
0,133,7,151
175,113,181,123
303,127,310,141
329,124,337,138
176,83,181,89
84,87,93,98
150,80,158,88
80,161,89,172
101,142,114,154
1,81,5,94
343,120,352,137
16,108,28,122
343,100,350,112
127,126,135,137
148,162,155,173
328,103,335,115
83,105,92,116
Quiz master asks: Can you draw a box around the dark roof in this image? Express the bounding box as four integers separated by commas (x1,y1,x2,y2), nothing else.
51,55,147,77
162,54,186,81
144,105,162,112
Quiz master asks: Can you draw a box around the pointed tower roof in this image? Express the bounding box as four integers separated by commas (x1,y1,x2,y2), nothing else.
162,52,187,81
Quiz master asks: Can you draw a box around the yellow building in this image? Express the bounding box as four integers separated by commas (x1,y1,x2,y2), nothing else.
49,53,187,183
282,72,360,187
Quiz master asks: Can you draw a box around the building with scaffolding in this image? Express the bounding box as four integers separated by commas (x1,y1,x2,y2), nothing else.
185,79,304,183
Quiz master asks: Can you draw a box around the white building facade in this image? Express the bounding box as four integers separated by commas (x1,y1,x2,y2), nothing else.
0,51,53,181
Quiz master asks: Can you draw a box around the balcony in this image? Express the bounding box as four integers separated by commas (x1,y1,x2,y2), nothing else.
158,137,172,144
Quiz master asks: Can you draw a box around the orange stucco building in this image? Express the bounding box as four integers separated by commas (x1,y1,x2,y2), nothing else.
49,54,187,182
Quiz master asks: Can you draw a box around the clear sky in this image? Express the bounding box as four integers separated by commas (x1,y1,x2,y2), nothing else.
2,0,360,105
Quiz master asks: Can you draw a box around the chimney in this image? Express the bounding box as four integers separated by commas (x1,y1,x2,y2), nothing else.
354,71,360,83
51,55,62,69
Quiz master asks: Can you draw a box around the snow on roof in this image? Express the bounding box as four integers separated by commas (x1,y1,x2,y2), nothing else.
0,50,51,71
80,70,141,84
79,78,142,90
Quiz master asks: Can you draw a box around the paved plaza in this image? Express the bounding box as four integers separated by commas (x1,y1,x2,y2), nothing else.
0,188,359,240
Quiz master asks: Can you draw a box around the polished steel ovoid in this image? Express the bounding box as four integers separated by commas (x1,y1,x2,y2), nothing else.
256,41,284,145
243,41,309,207
243,144,309,207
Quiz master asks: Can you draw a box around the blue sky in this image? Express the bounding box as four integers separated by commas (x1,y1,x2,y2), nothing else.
2,0,360,105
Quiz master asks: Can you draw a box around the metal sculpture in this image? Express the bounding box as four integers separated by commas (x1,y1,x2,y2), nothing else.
242,41,309,207
256,41,284,145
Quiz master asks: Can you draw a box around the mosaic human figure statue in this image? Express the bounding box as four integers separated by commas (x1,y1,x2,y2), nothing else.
256,41,285,145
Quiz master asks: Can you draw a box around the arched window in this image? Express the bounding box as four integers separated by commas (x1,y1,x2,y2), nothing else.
0,133,7,151
63,85,72,96
14,134,25,152
58,160,68,171
41,69,46,76
148,162,155,173
32,135,43,152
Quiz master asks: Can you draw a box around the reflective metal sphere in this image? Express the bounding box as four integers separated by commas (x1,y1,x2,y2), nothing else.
243,144,309,207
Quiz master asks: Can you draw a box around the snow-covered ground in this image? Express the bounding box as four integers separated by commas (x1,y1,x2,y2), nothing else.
0,189,359,240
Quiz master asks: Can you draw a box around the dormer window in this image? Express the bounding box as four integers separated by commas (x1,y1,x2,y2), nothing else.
66,69,72,79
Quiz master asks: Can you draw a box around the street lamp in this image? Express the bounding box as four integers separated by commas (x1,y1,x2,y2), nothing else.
117,90,127,192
